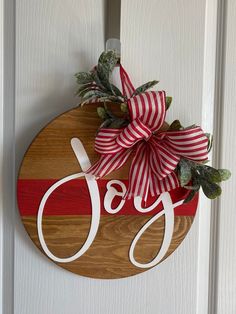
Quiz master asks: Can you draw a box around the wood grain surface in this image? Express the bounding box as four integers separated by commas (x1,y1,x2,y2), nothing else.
22,215,194,279
17,103,197,279
19,104,131,180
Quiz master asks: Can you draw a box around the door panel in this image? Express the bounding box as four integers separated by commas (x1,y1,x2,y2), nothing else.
1,0,235,313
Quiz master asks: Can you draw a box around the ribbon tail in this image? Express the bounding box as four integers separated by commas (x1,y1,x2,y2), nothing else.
86,149,132,178
125,142,180,200
120,65,135,98
126,143,150,200
150,171,180,196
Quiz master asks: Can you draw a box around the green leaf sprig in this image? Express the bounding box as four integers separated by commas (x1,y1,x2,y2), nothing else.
75,50,172,120
96,103,129,129
75,51,124,105
177,157,231,203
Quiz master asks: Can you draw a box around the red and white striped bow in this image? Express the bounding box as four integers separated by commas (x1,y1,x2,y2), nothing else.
87,65,209,200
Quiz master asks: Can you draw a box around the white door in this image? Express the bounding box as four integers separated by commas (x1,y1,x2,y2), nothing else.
1,0,235,313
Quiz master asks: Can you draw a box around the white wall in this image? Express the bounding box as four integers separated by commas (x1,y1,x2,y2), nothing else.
1,0,235,313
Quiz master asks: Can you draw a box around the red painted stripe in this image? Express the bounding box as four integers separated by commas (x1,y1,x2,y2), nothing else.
17,179,198,217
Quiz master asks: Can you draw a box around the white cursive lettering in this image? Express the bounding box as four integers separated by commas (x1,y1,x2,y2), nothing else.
37,138,183,268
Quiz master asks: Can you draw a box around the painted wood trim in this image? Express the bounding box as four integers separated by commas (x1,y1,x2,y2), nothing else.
207,0,228,313
215,0,236,312
197,0,231,314
197,0,221,312
197,0,229,313
0,0,4,311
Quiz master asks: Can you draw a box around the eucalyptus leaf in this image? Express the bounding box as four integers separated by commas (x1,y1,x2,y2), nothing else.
183,184,200,191
132,80,159,96
92,96,122,103
97,107,107,119
198,165,221,183
75,83,96,95
75,72,93,84
80,91,110,105
110,84,124,98
99,118,114,129
201,180,222,199
205,133,213,152
97,51,119,93
99,117,127,129
168,120,183,131
96,70,112,92
183,190,196,203
109,118,129,129
201,160,210,164
81,90,109,100
120,103,128,113
184,124,197,130
91,70,107,91
98,50,118,74
81,97,98,106
165,96,172,110
218,169,231,181
78,87,102,98
178,159,192,186
104,108,117,119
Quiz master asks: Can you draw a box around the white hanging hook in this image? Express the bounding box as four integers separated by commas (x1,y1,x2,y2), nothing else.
106,38,121,58
105,0,121,58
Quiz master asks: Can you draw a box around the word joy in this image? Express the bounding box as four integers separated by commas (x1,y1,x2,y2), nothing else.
37,138,184,269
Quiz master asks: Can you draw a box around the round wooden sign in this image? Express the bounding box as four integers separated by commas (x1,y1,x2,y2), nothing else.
17,103,198,279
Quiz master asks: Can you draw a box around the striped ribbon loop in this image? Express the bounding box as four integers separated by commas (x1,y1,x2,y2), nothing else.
116,118,152,149
127,91,166,132
87,65,209,200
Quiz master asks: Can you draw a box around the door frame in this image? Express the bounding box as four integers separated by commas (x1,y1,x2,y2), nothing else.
1,1,15,313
